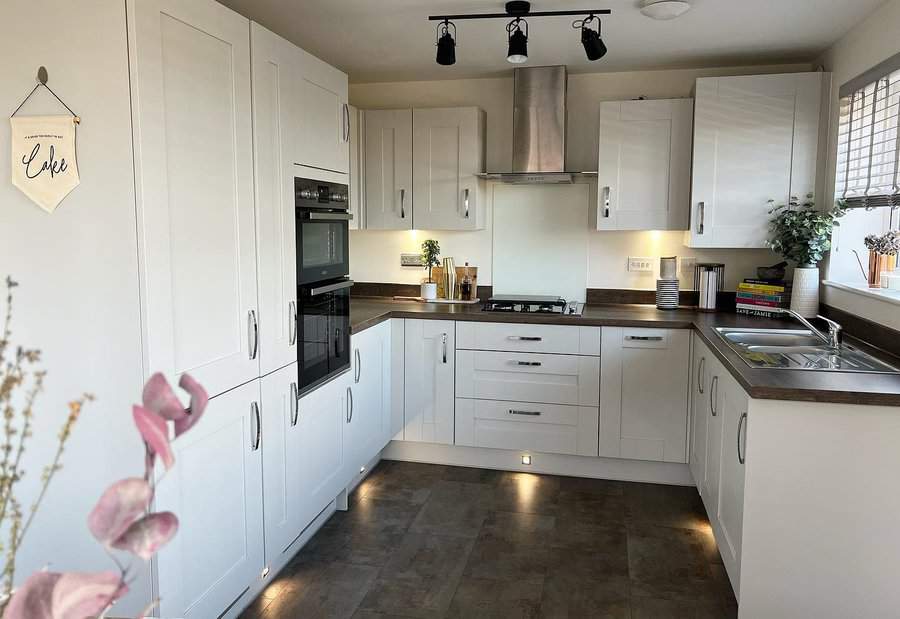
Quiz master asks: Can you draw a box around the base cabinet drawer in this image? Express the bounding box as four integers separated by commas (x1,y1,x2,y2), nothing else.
456,350,600,406
457,322,601,355
456,398,599,456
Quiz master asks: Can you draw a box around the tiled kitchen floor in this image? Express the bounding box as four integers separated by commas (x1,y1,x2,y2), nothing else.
240,461,737,619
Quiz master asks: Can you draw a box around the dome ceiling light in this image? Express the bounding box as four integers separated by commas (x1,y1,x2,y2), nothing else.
639,0,692,20
428,1,613,67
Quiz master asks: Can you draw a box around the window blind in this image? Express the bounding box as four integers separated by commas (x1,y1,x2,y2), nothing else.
835,66,900,209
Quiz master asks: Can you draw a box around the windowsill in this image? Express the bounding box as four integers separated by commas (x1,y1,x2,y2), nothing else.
823,280,900,306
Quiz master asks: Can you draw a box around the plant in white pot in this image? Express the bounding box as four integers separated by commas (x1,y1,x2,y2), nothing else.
420,239,440,300
766,194,844,317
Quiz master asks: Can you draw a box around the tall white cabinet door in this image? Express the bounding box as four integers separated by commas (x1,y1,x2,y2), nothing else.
128,0,259,398
364,109,413,230
298,375,346,529
716,374,748,595
403,319,455,444
295,47,349,175
413,107,486,230
260,363,302,563
155,379,264,619
348,104,364,230
689,333,712,493
702,356,725,514
688,72,825,248
251,23,299,376
346,322,389,479
596,99,693,231
599,328,691,463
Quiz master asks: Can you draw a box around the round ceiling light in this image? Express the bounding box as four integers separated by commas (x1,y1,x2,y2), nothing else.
640,0,691,20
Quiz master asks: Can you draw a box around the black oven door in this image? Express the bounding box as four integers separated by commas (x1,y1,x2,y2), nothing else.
298,279,352,392
297,211,351,285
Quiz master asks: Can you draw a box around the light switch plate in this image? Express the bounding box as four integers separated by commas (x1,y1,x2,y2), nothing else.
401,253,422,267
628,257,653,273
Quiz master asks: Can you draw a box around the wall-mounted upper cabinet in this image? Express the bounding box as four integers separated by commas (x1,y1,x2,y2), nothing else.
348,104,363,230
687,72,828,248
364,109,414,230
413,107,487,230
595,98,693,231
295,45,349,179
359,107,487,231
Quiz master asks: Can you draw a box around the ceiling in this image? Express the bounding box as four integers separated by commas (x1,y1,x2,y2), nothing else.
219,0,886,83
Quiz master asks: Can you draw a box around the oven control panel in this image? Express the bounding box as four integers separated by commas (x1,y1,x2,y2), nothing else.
295,178,349,209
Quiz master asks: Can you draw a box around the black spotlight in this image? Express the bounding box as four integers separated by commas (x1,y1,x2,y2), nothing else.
436,20,456,66
576,14,607,61
506,18,528,64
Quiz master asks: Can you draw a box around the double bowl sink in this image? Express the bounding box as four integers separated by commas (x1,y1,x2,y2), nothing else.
714,327,900,374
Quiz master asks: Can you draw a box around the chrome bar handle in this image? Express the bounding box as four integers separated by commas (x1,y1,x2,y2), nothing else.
515,361,542,367
737,411,747,464
509,409,541,417
464,188,470,219
289,301,298,346
697,201,705,235
248,310,259,360
290,382,299,427
698,357,706,394
508,336,542,342
342,103,350,143
354,348,361,383
251,402,261,451
602,186,610,218
709,375,718,417
400,188,406,219
441,333,448,364
346,386,353,423
625,335,664,342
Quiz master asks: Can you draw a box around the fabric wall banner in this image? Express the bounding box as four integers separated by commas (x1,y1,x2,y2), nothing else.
10,115,80,213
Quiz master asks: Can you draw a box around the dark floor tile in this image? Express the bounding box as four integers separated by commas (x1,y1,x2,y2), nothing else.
547,526,630,578
352,611,420,619
358,461,447,506
442,465,505,485
624,482,709,531
538,574,631,619
491,472,562,516
557,475,624,496
330,495,423,530
409,480,494,538
631,596,738,619
464,536,552,585
260,557,378,619
446,577,543,619
480,510,556,545
627,523,729,603
238,593,271,619
358,532,475,618
556,489,627,527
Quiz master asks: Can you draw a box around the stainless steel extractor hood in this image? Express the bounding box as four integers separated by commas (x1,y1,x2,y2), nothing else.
479,65,596,184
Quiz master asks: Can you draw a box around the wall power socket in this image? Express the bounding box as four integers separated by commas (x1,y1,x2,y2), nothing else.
400,253,422,267
627,257,654,273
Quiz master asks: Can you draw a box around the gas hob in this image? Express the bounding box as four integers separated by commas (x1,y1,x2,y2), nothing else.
482,295,583,316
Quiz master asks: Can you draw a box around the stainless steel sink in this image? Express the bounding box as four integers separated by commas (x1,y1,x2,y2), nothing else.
714,327,900,374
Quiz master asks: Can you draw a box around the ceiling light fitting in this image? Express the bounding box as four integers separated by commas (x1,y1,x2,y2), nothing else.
428,1,612,67
640,0,691,20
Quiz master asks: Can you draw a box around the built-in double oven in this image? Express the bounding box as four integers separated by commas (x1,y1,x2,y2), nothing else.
295,177,353,393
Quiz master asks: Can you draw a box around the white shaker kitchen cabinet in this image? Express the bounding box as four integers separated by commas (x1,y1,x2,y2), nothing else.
349,104,364,230
403,319,455,444
346,322,390,481
295,45,349,177
596,98,693,231
390,319,406,440
260,363,302,564
128,0,259,398
251,22,299,375
298,373,347,530
599,328,691,463
412,107,487,230
687,72,827,248
155,379,264,619
364,109,414,230
689,333,712,492
702,353,726,515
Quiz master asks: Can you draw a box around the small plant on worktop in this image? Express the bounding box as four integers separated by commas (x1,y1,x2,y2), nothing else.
420,239,441,300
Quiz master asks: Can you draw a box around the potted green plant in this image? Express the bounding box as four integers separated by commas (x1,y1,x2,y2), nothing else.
420,239,441,300
766,194,844,317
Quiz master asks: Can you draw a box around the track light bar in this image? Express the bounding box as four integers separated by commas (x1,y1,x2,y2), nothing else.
428,4,610,21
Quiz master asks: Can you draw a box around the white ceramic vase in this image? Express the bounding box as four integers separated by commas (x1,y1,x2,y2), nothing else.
421,282,437,300
790,266,819,318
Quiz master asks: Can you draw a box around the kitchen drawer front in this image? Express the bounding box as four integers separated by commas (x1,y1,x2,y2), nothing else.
457,322,601,356
617,328,672,349
456,398,599,456
456,350,600,406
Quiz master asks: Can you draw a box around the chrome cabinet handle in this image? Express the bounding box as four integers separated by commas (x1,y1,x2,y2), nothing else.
354,348,361,383
463,188,470,219
334,328,340,358
697,201,705,235
342,103,350,143
251,401,261,451
737,411,747,464
248,310,259,360
441,333,448,364
290,382,299,427
509,336,542,342
709,375,719,417
289,301,298,346
698,357,706,394
509,409,541,417
346,386,353,423
400,188,406,219
602,186,611,218
515,361,542,367
625,335,664,342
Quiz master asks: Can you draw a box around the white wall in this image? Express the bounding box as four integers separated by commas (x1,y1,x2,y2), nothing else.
817,0,900,329
350,64,811,292
0,1,150,614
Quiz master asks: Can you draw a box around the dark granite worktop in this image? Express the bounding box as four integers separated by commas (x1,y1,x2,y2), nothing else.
350,296,900,406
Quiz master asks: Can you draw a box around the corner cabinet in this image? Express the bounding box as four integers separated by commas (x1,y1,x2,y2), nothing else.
295,46,349,177
403,319,455,444
596,98,693,231
687,72,828,248
364,109,413,230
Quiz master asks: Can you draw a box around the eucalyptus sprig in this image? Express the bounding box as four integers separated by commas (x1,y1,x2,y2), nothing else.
766,194,845,267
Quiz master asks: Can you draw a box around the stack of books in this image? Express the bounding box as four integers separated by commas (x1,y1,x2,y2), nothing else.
735,280,792,318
